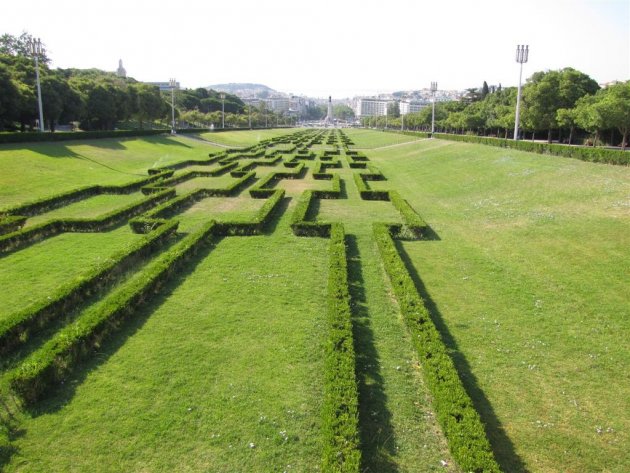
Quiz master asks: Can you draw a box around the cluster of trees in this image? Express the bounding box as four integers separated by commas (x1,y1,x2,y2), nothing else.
363,69,630,148
0,33,270,132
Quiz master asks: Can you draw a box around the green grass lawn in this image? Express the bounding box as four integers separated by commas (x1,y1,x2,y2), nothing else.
0,135,220,210
3,129,627,472
368,136,630,472
0,226,141,320
342,128,423,149
24,193,147,227
195,128,298,147
4,206,330,472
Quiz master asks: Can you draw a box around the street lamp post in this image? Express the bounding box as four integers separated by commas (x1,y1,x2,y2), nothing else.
430,81,438,136
513,44,529,141
385,104,388,130
169,78,177,134
220,93,226,129
29,38,45,132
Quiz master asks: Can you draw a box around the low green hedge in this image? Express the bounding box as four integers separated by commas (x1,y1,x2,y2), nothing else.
0,189,176,254
430,133,629,166
389,191,427,237
0,216,26,236
290,191,331,237
373,224,500,472
8,219,218,406
353,173,389,201
321,222,361,472
1,172,172,217
0,220,178,356
214,189,285,236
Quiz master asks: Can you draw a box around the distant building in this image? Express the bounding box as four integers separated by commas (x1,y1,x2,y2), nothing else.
353,98,389,117
146,81,180,91
116,59,126,78
264,97,291,113
399,101,425,115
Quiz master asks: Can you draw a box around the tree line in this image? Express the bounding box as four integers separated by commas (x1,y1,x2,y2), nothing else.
0,32,279,132
362,70,630,149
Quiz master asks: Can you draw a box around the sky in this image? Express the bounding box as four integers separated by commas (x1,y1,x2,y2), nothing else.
2,0,629,98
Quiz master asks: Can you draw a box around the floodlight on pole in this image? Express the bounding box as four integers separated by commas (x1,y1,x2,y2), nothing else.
29,38,45,132
220,93,226,129
513,44,529,141
430,81,438,136
169,78,177,134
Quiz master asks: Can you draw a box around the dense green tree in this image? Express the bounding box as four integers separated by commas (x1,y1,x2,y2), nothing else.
333,104,355,120
386,102,400,118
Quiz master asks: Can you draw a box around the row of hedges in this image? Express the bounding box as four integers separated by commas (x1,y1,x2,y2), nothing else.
1,172,173,217
353,173,389,201
249,163,305,198
7,219,220,406
0,189,176,254
0,220,178,357
290,190,331,237
321,222,361,472
214,189,285,236
145,172,256,219
142,163,238,194
373,223,500,472
393,130,629,166
313,160,342,180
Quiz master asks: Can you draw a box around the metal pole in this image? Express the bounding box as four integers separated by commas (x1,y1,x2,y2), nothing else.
31,39,45,132
221,93,225,129
401,101,404,131
385,105,388,130
514,45,529,141
169,78,176,134
430,82,438,136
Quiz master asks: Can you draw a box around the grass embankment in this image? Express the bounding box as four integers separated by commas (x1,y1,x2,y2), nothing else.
369,137,630,472
195,128,299,147
0,135,220,209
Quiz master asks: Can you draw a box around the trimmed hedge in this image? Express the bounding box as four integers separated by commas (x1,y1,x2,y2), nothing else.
353,173,389,201
0,216,26,236
249,163,305,198
373,223,500,472
0,220,178,356
321,223,361,472
290,191,331,237
8,219,219,406
428,132,629,166
214,189,285,236
1,172,172,217
0,189,176,254
389,191,427,237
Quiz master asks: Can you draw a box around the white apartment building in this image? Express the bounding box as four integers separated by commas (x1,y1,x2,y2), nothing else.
399,101,425,115
353,98,389,117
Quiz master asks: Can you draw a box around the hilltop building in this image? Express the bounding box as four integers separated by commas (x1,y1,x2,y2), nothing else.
116,59,126,78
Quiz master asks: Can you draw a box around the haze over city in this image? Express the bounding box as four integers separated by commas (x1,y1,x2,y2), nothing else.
2,0,629,97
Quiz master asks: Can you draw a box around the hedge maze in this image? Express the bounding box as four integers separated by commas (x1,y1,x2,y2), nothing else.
0,129,500,471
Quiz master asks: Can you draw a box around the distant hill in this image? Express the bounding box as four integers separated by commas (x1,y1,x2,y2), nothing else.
205,83,281,98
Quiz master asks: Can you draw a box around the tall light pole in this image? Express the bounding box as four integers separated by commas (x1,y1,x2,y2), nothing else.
169,78,177,134
513,44,529,141
220,92,226,129
430,81,438,136
401,99,405,132
29,38,45,132
385,103,388,130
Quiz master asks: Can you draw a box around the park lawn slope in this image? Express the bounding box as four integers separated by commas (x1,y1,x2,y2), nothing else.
4,216,330,472
0,135,220,209
343,128,423,149
369,137,630,472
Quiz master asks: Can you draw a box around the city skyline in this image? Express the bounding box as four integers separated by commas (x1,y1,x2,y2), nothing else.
2,0,628,98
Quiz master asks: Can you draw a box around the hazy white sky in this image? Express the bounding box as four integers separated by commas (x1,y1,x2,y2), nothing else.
2,0,628,97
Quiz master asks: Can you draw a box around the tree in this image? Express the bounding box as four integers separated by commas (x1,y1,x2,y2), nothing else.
574,95,604,146
133,83,164,129
481,81,490,99
0,62,20,130
0,32,50,64
387,102,400,118
556,108,578,144
333,104,355,121
597,81,630,149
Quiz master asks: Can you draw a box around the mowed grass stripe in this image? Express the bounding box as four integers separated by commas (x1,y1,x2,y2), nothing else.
5,229,330,472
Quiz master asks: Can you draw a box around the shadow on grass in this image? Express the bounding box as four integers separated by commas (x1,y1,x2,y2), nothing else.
23,237,221,420
263,197,291,235
22,144,85,159
394,240,528,473
346,234,399,473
